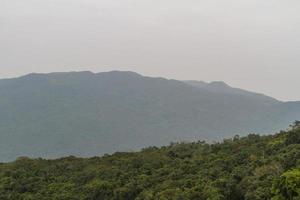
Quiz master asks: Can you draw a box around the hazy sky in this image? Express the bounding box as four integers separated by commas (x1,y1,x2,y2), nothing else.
1,0,300,101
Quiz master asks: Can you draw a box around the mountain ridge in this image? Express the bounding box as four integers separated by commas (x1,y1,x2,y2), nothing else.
184,80,279,103
3,70,296,103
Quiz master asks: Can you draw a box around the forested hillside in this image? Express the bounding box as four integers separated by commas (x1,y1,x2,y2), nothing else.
1,71,300,161
0,122,299,200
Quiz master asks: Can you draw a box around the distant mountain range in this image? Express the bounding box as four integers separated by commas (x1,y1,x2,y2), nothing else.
0,71,299,161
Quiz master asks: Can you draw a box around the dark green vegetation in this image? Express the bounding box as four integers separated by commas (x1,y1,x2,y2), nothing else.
0,71,300,161
0,122,299,200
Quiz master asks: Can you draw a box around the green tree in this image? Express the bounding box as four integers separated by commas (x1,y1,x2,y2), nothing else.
272,169,300,200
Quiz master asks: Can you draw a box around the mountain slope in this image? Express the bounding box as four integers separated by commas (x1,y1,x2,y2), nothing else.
0,71,299,161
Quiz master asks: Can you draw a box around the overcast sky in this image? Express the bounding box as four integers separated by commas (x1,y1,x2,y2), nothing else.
1,0,300,101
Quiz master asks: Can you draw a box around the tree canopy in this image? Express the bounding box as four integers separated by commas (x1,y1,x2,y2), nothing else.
0,124,299,200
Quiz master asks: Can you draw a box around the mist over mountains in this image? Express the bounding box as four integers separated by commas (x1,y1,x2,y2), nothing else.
0,71,299,161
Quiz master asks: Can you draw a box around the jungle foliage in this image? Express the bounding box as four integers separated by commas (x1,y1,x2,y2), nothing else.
0,122,299,200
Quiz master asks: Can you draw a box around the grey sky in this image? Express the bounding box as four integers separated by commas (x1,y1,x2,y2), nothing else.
1,0,300,101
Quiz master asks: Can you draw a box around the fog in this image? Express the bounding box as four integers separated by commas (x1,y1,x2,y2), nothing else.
1,0,300,101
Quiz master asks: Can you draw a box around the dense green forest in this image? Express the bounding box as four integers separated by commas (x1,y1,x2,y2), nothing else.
0,122,299,200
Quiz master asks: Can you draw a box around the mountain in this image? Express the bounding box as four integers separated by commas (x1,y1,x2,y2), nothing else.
1,124,299,199
184,80,279,101
0,71,299,161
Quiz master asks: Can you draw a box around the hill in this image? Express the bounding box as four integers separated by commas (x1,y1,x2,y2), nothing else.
0,71,299,161
0,123,299,199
